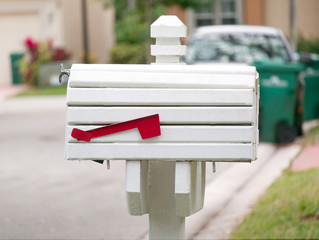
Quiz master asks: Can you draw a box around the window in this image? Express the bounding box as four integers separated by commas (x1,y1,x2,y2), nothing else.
196,0,215,26
195,0,242,27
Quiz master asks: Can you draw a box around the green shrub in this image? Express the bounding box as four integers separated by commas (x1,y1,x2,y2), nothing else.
109,43,146,64
297,36,319,54
115,12,149,44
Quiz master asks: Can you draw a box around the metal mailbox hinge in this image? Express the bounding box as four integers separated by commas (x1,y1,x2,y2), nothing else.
59,63,70,83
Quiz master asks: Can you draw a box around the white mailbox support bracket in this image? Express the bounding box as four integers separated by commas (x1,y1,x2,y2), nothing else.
65,15,259,240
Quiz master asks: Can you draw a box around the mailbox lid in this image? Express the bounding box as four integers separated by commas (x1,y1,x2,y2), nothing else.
68,64,258,89
70,63,257,75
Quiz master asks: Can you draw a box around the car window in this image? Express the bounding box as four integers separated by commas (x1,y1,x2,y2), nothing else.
186,33,290,64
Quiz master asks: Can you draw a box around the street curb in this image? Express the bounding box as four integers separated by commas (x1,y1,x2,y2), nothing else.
0,85,27,102
189,144,300,240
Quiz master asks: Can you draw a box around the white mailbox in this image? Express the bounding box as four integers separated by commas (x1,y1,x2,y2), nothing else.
63,15,259,240
65,63,259,162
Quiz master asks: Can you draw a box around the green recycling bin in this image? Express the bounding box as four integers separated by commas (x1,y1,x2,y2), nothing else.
300,53,319,73
10,53,24,84
303,73,319,121
300,53,319,121
254,60,305,143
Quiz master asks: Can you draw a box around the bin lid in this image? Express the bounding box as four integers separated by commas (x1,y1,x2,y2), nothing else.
253,60,304,73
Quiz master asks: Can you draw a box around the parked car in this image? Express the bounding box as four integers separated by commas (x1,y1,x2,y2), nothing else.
185,25,305,143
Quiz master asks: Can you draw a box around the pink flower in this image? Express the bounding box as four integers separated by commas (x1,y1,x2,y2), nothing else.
24,37,38,50
52,48,71,61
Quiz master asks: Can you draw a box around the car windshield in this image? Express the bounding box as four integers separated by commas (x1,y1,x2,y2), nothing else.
186,33,291,64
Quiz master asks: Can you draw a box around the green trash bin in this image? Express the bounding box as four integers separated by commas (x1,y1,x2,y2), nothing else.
254,60,305,143
300,52,319,73
299,53,319,121
10,53,24,84
303,73,319,121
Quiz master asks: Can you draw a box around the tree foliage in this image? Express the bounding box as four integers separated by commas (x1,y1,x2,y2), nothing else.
112,0,199,43
161,0,201,9
99,0,200,63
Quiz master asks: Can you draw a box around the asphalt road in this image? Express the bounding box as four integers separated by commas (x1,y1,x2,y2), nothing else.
0,96,300,240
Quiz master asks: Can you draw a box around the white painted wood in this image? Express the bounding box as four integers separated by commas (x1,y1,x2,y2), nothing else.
151,45,186,56
69,62,256,74
175,162,205,217
64,108,69,160
66,143,254,161
175,162,191,193
151,15,186,67
126,161,149,215
154,56,181,64
68,70,257,89
67,88,255,106
67,106,255,125
195,162,206,214
67,125,255,143
126,161,143,192
148,161,185,240
151,15,186,38
156,37,181,45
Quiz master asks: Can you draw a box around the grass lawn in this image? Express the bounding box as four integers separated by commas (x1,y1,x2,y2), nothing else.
230,169,319,239
230,165,319,239
230,123,319,239
16,85,67,97
302,123,319,147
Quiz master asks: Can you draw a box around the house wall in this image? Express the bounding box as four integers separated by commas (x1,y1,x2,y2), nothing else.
265,0,319,39
61,0,114,64
243,0,265,25
296,0,319,39
264,0,290,36
87,1,115,63
60,0,82,63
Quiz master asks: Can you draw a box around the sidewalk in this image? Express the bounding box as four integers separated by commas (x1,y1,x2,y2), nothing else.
291,143,319,171
291,120,319,171
0,84,27,102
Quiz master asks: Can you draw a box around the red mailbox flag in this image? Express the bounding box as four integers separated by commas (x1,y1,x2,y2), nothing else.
72,114,161,142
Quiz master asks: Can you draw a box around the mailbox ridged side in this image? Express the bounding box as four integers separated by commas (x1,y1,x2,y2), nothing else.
66,64,259,162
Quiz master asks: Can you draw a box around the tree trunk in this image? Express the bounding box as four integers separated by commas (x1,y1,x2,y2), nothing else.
145,0,153,63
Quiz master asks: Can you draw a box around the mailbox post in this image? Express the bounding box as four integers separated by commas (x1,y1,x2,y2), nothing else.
145,16,200,239
65,15,259,240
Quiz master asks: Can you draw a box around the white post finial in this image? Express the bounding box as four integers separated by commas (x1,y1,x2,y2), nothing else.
151,15,187,64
